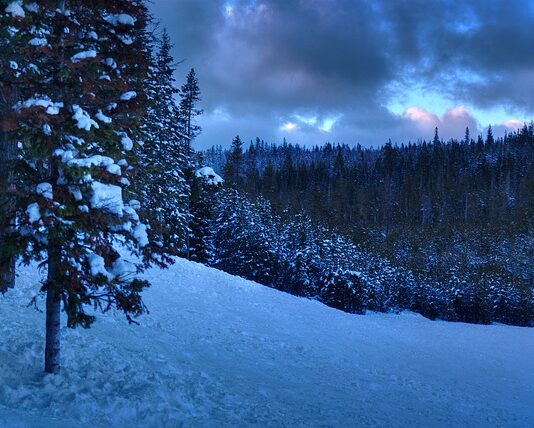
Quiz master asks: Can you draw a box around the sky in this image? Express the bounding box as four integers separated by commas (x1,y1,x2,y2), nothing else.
149,0,534,149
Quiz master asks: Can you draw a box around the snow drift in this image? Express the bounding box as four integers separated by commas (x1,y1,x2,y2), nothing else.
1,259,533,427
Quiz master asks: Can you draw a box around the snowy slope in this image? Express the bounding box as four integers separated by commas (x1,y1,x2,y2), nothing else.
1,260,533,427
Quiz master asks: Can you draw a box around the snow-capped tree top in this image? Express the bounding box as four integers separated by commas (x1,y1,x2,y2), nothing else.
196,167,223,185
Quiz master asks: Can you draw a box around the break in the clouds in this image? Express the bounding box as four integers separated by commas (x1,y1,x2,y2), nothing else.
150,0,534,148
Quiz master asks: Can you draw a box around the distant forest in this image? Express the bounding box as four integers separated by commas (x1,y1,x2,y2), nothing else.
194,125,534,326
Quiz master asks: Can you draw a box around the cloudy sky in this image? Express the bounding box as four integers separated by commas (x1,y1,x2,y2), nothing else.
150,0,534,149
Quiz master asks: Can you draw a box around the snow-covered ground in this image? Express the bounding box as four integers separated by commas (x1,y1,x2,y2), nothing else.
1,259,533,427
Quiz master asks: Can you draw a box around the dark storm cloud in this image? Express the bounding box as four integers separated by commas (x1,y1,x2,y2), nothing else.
150,0,534,148
384,0,534,109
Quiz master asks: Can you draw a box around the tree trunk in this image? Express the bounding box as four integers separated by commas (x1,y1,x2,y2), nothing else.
44,248,62,374
43,1,68,373
43,0,68,374
0,129,17,293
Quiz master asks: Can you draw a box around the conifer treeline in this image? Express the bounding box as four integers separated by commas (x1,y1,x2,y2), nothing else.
189,184,533,326
207,127,533,232
199,127,533,326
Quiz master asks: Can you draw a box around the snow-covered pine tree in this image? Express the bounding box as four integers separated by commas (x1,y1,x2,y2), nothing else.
5,0,155,374
319,268,368,314
189,166,223,263
210,189,255,278
136,28,190,260
278,213,322,297
210,189,278,285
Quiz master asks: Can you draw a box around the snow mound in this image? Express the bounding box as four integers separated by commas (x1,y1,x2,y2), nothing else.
196,166,223,185
1,260,533,427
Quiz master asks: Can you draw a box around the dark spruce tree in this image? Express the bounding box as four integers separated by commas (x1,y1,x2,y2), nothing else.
223,135,244,189
177,67,203,258
3,0,159,374
178,67,203,142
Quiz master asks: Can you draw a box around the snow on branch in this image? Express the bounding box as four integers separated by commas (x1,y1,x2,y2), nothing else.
71,50,97,63
120,91,137,101
13,96,63,115
90,181,124,216
36,183,53,200
5,1,25,18
104,14,137,27
72,105,99,131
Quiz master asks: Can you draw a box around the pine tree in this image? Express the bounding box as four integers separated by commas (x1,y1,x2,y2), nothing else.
223,135,244,188
432,127,440,145
5,0,156,374
178,67,203,142
320,268,367,314
209,189,279,285
486,125,494,147
464,127,470,145
136,28,190,260
177,67,203,257
282,214,321,297
189,166,223,263
210,189,252,277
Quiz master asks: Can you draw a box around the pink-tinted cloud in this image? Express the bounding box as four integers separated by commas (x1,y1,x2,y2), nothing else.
502,119,525,129
402,105,479,140
403,107,439,126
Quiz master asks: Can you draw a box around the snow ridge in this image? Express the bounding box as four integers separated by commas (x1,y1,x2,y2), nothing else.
0,260,533,427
